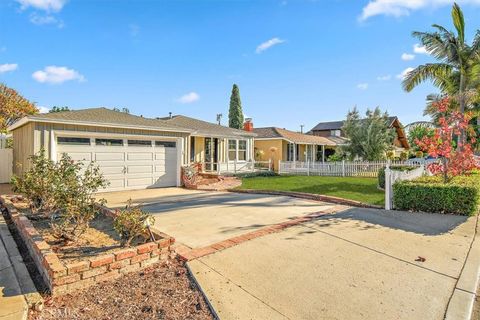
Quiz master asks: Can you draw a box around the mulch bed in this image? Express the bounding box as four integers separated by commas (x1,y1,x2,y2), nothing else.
29,259,214,320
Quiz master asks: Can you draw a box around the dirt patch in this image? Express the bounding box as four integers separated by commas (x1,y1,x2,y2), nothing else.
29,259,214,320
13,199,148,264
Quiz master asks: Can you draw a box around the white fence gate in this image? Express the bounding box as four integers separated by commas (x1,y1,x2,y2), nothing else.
384,164,426,210
0,149,13,183
279,160,413,178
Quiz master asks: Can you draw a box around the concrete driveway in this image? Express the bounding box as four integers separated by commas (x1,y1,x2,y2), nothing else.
100,188,339,248
188,208,478,320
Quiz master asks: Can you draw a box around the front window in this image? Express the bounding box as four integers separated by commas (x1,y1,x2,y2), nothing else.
228,140,237,160
330,130,341,137
128,140,151,147
238,140,247,161
287,143,299,161
155,141,176,148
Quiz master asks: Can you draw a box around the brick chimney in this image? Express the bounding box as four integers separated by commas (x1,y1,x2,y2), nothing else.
244,118,253,132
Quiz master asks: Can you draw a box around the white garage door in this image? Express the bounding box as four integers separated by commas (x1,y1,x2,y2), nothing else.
56,136,179,191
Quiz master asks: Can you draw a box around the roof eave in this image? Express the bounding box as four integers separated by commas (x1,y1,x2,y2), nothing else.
8,117,195,134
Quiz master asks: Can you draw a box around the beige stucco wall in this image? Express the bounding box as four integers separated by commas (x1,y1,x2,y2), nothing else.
254,139,284,171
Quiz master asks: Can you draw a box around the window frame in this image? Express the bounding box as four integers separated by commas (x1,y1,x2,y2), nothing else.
155,141,176,148
95,138,124,147
128,139,152,147
57,137,91,146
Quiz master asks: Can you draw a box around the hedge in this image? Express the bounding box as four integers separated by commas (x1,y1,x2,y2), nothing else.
393,174,480,216
234,171,277,178
378,166,418,189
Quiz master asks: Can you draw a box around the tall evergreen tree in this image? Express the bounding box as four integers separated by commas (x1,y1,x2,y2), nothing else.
228,84,244,129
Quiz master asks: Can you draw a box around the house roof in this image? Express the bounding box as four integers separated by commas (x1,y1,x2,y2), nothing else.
309,116,398,132
158,115,256,138
8,108,194,133
253,127,341,146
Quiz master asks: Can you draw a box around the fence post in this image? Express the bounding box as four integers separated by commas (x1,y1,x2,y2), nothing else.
342,160,345,177
234,159,237,174
385,163,392,210
251,160,255,172
278,160,281,174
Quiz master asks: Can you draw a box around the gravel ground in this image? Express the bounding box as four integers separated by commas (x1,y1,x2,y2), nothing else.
29,259,214,320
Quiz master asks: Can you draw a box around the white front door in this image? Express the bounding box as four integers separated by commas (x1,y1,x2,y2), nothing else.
56,136,178,191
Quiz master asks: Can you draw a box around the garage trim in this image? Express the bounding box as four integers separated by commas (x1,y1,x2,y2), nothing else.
50,130,184,187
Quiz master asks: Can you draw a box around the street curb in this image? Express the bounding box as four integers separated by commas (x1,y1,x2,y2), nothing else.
228,189,382,209
185,262,220,320
445,215,479,320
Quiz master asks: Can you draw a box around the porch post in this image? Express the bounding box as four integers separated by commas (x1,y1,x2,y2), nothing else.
322,145,325,163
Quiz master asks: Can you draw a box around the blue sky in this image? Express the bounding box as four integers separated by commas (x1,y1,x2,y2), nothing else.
1,0,480,131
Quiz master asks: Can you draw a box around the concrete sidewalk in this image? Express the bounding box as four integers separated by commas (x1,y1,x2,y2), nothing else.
188,208,478,320
0,212,42,320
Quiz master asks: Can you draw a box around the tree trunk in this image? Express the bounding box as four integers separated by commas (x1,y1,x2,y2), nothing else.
458,72,466,148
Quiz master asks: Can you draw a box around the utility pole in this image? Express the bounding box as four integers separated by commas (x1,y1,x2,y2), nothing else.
216,113,223,125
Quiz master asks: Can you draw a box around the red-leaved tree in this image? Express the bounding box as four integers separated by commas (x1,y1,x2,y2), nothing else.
416,97,478,183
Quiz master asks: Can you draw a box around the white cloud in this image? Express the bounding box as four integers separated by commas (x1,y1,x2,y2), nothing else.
16,0,67,12
413,43,429,54
397,67,415,80
29,13,64,27
357,83,369,90
32,66,85,84
0,63,18,73
255,37,285,54
177,92,200,104
401,53,415,61
377,75,392,81
37,106,50,113
359,0,480,21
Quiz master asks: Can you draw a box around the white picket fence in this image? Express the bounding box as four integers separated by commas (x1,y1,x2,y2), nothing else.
384,164,426,210
0,149,13,183
278,160,413,178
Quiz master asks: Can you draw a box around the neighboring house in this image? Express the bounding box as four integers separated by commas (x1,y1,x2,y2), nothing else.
8,108,255,192
253,127,345,171
158,115,256,172
308,116,410,156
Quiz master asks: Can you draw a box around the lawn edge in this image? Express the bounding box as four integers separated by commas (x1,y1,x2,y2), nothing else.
229,189,383,209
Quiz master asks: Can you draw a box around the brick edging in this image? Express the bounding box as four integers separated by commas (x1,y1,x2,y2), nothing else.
228,189,382,209
0,195,175,296
175,205,345,261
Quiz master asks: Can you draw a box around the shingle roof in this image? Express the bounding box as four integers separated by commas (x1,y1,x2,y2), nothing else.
310,116,398,132
23,108,191,132
158,115,256,138
254,127,340,145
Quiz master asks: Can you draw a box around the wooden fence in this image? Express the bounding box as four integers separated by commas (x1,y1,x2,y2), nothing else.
0,149,13,183
278,160,417,178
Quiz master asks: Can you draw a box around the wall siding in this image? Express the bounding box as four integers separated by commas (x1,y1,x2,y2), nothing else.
12,122,35,176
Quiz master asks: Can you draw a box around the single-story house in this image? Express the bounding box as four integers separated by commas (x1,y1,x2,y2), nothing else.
157,115,256,172
308,116,409,156
253,127,346,171
8,108,255,192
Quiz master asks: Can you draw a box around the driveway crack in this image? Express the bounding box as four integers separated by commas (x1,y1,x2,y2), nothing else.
197,259,292,320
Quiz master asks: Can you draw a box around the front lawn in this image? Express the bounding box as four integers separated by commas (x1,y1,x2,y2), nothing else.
238,175,384,206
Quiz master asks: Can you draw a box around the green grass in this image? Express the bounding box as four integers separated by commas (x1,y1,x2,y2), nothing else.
238,175,384,206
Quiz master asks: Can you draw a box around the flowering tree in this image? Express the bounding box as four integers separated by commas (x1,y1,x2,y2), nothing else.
0,83,38,133
416,97,478,182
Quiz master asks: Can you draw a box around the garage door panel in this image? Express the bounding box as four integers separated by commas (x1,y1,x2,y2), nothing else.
57,137,178,191
127,177,153,187
99,166,124,175
59,152,92,162
95,152,125,161
127,153,153,161
127,165,153,174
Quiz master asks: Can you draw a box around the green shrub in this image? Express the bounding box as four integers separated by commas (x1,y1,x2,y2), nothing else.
114,200,155,247
377,166,418,189
235,171,277,178
393,175,480,216
12,149,109,242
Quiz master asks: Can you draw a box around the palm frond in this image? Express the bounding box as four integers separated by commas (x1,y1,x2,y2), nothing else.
402,63,453,92
451,2,465,43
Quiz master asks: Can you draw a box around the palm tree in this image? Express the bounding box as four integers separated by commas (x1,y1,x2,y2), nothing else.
402,3,480,144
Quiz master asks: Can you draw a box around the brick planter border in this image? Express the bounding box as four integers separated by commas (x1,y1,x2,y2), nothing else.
0,195,174,296
229,189,382,209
